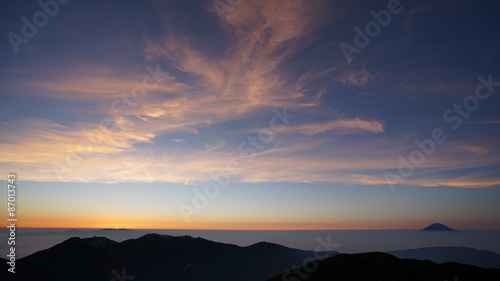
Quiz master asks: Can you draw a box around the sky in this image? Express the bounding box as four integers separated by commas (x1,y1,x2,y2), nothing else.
0,0,499,230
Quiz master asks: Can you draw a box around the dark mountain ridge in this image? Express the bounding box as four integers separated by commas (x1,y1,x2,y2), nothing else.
388,246,500,269
2,233,500,281
267,252,500,281
1,233,337,281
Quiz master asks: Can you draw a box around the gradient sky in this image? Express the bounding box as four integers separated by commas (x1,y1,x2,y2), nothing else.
1,0,499,230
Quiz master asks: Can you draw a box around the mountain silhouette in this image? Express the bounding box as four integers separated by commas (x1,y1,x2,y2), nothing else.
388,246,500,269
3,233,500,281
267,252,500,281
1,233,337,281
421,223,456,231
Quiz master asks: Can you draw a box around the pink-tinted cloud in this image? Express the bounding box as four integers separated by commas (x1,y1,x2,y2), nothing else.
277,118,384,135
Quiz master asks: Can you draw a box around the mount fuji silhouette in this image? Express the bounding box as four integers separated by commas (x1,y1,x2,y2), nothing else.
421,223,456,231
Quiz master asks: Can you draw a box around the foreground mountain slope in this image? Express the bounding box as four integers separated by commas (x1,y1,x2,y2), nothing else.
4,234,500,281
388,246,500,269
7,233,337,281
267,252,500,281
1,258,10,278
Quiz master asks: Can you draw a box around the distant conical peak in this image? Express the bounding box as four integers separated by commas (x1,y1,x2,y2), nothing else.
421,223,456,231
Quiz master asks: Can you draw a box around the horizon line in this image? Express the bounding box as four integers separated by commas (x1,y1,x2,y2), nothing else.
14,227,500,231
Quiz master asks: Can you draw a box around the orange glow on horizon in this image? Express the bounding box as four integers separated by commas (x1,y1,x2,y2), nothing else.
14,220,459,231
